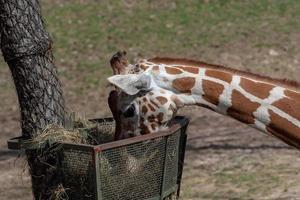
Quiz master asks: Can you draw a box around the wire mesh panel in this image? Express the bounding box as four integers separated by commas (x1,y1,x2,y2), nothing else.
98,137,167,200
62,149,96,199
162,130,181,196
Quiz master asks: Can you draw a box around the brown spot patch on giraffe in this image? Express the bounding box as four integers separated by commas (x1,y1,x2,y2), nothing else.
272,94,300,120
176,66,199,74
141,105,148,115
142,97,147,102
285,90,300,100
206,69,232,83
140,122,151,135
227,89,261,124
157,112,164,122
240,78,274,99
202,80,224,105
148,115,156,122
172,77,196,93
156,96,168,105
267,110,300,148
165,66,183,74
140,117,145,123
151,123,157,130
148,103,156,112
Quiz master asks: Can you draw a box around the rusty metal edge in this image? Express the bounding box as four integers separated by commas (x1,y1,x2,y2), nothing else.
7,116,189,153
176,123,189,198
94,116,189,152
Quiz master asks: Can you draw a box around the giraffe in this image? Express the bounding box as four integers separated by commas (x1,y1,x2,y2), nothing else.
107,55,300,149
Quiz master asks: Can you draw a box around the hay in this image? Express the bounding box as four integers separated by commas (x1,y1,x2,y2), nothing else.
27,124,87,148
73,116,115,145
47,184,69,200
22,118,115,150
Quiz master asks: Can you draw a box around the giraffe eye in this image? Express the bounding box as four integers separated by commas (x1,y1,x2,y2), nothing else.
123,104,136,118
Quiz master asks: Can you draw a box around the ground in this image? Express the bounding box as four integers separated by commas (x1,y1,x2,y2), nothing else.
0,1,300,199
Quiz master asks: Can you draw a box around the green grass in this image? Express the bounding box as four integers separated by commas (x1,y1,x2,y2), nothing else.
42,1,299,63
1,0,299,89
181,152,300,199
42,0,300,57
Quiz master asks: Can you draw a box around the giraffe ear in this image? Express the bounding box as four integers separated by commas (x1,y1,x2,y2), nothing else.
107,73,152,95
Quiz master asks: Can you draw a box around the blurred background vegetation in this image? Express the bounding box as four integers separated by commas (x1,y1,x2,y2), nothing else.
1,0,299,113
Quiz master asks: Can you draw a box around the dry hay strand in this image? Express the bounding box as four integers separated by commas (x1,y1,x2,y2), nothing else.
47,184,69,200
23,124,88,150
79,122,115,145
73,117,115,145
23,117,115,150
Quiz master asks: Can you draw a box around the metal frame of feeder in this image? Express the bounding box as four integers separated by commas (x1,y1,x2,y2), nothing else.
8,116,189,200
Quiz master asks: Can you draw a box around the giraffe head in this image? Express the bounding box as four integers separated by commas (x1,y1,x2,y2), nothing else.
108,60,184,138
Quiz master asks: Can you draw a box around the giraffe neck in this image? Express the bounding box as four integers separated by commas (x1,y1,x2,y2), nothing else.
147,62,300,148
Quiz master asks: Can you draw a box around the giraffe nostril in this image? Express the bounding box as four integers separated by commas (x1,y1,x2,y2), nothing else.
123,104,136,118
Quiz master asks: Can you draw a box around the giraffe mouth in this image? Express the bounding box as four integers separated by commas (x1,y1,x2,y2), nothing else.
122,104,136,118
108,90,140,140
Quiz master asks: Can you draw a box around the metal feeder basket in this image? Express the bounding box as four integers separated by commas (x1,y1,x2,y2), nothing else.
8,116,189,200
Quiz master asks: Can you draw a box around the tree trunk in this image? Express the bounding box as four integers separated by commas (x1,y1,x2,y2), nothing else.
0,0,66,198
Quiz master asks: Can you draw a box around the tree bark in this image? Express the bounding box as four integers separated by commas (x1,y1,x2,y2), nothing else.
0,0,66,198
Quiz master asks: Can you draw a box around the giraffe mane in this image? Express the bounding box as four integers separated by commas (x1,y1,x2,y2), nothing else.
148,57,300,92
